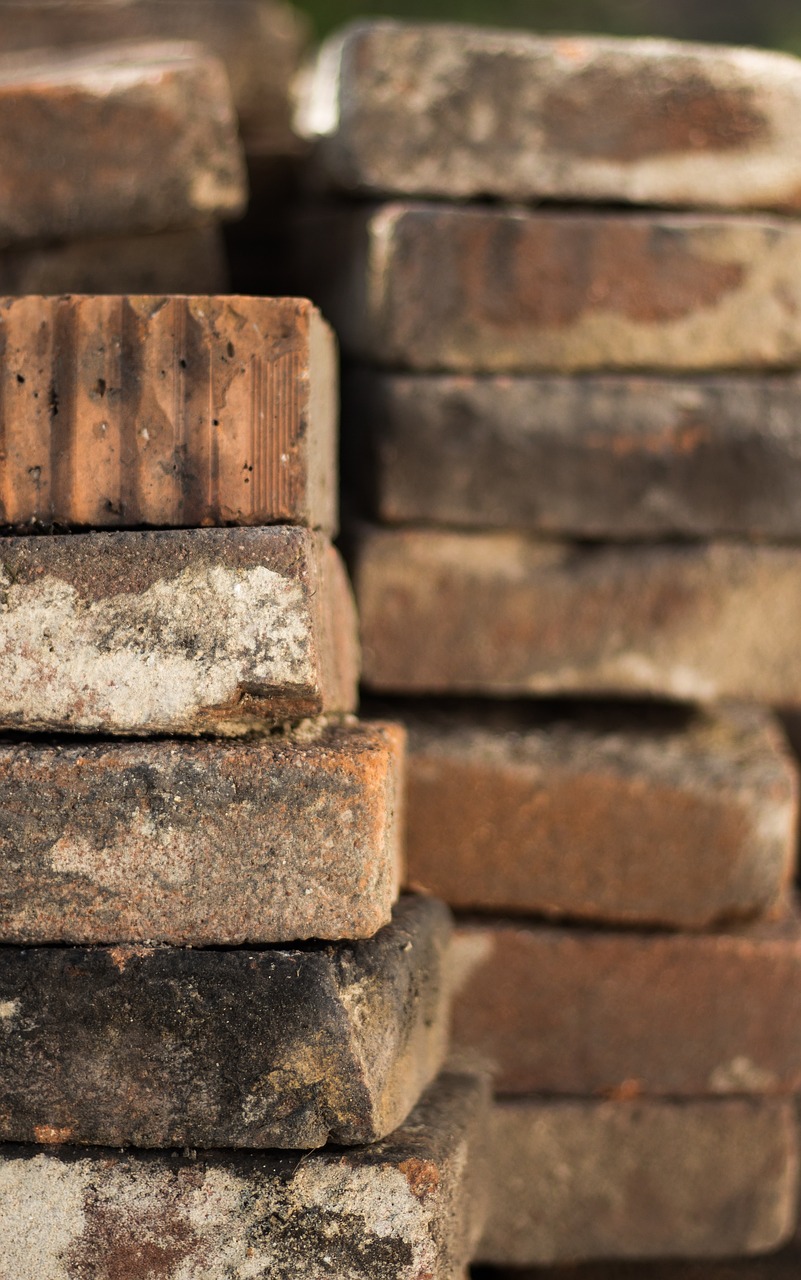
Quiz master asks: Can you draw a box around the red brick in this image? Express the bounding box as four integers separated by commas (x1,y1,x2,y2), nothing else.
393,702,797,929
345,369,801,539
0,295,337,532
0,0,309,154
450,912,801,1096
477,1097,798,1264
355,527,801,705
303,26,801,213
0,720,403,945
296,204,801,372
0,41,245,244
0,226,228,295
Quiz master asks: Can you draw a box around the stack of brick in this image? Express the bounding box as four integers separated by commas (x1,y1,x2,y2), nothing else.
295,22,801,1270
0,293,488,1279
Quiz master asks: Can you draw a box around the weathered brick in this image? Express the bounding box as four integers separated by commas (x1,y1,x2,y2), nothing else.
476,1097,798,1265
354,527,801,704
0,0,309,154
476,1247,801,1279
0,895,449,1149
449,913,801,1096
387,701,796,929
0,41,246,245
0,226,228,295
296,204,801,372
0,1071,487,1280
0,720,403,946
346,369,801,538
301,25,801,213
0,526,358,735
0,296,337,532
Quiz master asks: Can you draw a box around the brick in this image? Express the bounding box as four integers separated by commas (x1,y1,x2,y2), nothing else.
449,912,801,1097
477,1248,801,1280
0,296,337,533
0,895,449,1149
0,1071,487,1280
0,526,358,735
296,204,801,372
354,527,801,705
389,701,797,929
0,226,228,295
346,369,801,538
301,26,801,213
476,1097,798,1265
0,720,404,946
0,0,309,154
0,41,245,245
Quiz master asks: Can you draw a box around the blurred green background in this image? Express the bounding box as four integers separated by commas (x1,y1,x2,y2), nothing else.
298,0,801,52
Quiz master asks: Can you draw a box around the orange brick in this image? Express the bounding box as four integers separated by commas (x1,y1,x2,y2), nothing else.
393,702,797,929
0,295,337,532
450,913,801,1096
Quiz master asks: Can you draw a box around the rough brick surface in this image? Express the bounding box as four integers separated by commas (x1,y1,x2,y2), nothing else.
0,41,246,245
0,295,337,532
0,226,227,295
296,204,801,372
0,1071,487,1280
301,25,801,212
449,912,801,1096
0,720,404,946
387,701,797,929
0,0,308,153
0,526,358,735
346,370,801,538
354,526,801,705
0,896,449,1149
476,1097,799,1265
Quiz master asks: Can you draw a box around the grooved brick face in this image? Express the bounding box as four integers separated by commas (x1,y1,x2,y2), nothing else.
0,897,452,1150
393,701,797,929
0,295,338,532
449,912,801,1097
297,204,801,372
0,720,405,945
303,25,801,211
0,526,359,735
0,41,246,244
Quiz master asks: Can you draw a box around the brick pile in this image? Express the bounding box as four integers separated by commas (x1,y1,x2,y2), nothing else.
296,22,801,1271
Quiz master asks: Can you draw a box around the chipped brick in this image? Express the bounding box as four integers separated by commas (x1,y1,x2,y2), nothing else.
0,896,450,1149
0,526,358,735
